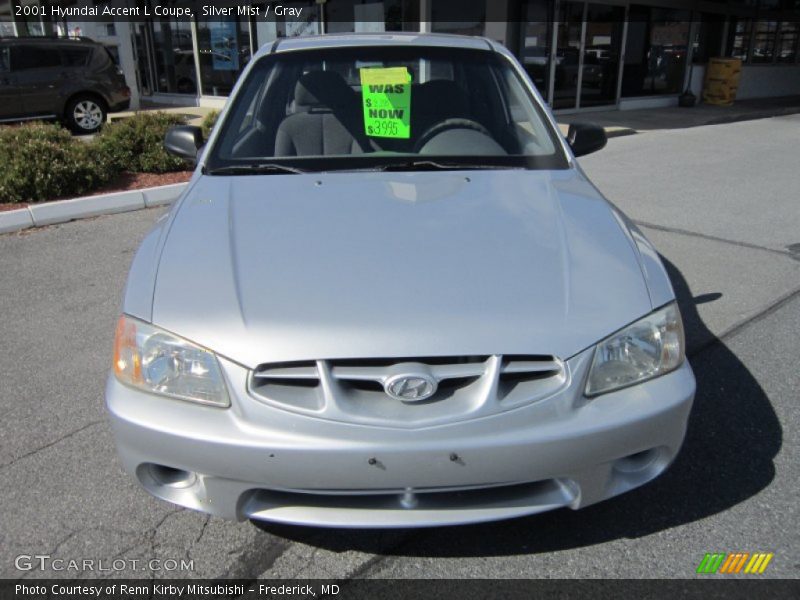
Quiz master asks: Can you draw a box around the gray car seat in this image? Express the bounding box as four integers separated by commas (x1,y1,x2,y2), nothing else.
274,71,370,156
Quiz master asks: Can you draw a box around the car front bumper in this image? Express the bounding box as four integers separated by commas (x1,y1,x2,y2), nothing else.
106,349,695,528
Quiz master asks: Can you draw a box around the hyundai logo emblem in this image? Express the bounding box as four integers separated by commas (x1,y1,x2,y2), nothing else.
384,374,438,402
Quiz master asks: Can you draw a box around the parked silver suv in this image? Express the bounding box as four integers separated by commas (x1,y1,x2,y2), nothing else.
107,34,695,528
0,36,130,133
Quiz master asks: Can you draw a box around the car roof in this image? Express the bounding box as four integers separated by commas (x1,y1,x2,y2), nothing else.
255,32,496,59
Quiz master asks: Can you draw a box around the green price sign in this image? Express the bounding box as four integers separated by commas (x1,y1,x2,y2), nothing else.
360,67,411,139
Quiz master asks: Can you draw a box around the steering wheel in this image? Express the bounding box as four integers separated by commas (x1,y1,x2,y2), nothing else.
413,118,493,153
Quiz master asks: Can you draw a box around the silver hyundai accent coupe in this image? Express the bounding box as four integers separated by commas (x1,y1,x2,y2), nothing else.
107,34,695,527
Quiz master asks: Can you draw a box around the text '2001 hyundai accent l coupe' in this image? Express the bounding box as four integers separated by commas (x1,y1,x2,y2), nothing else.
106,33,695,528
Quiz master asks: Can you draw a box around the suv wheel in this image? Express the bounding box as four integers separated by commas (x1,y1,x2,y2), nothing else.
66,96,106,134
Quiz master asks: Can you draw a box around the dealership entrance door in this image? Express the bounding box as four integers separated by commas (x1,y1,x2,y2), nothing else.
551,1,625,110
132,19,200,99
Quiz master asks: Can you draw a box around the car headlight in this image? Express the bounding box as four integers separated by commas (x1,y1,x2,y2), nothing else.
113,315,230,407
585,302,685,397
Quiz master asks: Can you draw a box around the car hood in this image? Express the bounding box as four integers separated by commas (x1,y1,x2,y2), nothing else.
151,170,653,368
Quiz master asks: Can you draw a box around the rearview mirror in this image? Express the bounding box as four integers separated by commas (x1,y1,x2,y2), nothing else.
566,123,607,157
164,125,204,163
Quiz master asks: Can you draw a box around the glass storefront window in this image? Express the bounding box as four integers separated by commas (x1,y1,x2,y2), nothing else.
151,17,196,94
727,18,753,61
580,4,624,108
128,1,197,96
692,14,725,63
777,21,799,63
552,2,583,109
520,0,553,98
196,17,252,96
0,0,15,37
751,20,778,63
325,0,419,34
253,1,321,47
10,0,49,35
431,0,485,36
622,6,690,97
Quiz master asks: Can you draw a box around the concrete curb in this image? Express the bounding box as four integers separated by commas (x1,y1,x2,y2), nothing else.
143,183,187,207
0,182,187,235
0,207,35,234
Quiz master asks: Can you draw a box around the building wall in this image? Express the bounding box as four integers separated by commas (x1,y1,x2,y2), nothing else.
687,64,800,103
737,66,800,100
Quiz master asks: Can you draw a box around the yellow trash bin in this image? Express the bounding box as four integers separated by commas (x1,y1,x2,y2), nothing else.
703,58,743,106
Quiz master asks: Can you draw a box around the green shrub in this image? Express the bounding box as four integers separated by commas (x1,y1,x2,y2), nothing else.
0,122,115,203
96,111,188,173
0,112,191,204
200,109,220,139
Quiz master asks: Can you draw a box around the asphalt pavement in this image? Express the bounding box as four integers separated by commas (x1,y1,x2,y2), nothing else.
0,115,798,580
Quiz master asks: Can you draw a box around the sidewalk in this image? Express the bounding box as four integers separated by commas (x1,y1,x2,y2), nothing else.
557,95,800,136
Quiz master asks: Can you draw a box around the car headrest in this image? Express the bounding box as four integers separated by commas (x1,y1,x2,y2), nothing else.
294,70,354,109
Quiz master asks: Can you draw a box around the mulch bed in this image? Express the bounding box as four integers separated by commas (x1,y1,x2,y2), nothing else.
0,170,193,213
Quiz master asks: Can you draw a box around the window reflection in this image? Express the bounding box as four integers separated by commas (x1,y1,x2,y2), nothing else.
253,1,321,46
151,18,195,95
727,18,753,61
692,15,725,63
622,6,689,97
196,18,252,97
751,21,778,63
325,0,419,33
552,2,583,109
431,0,485,36
0,0,14,38
581,5,624,108
520,0,553,99
777,22,799,63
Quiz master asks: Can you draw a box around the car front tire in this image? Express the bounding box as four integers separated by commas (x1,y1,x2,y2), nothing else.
65,95,107,134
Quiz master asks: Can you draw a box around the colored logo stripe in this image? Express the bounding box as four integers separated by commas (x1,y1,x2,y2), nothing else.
697,553,726,573
697,553,773,574
744,553,774,574
719,553,749,573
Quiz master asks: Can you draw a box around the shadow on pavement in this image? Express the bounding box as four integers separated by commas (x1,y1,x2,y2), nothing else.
253,258,781,558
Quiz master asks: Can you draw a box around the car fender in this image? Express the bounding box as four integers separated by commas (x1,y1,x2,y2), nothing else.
121,175,202,321
567,162,675,310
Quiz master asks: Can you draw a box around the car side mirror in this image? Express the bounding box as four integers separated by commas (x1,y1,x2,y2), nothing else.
566,123,607,157
164,125,204,163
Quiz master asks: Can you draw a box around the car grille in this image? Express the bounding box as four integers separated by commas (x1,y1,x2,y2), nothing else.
248,355,567,428
241,478,575,519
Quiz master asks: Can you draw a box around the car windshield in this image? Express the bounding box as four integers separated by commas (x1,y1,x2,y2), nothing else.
205,45,568,173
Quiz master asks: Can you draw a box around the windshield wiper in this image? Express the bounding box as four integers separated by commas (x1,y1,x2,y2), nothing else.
205,163,306,175
376,160,522,172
